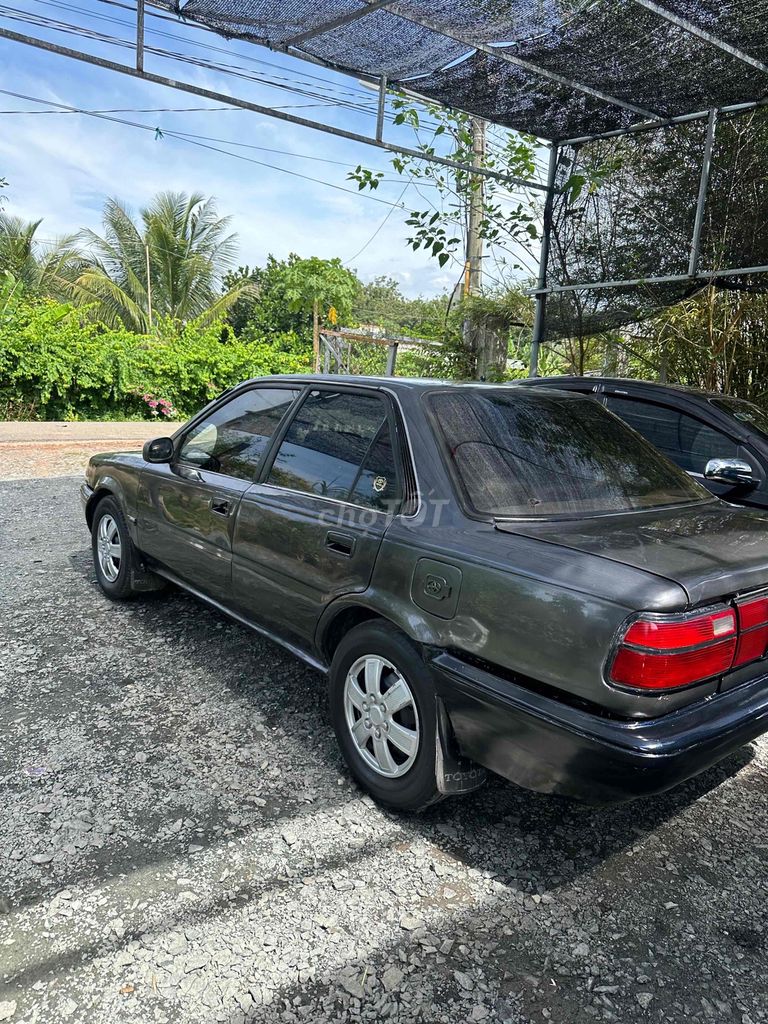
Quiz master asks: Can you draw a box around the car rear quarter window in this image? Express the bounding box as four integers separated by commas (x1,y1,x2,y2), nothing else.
178,387,300,480
429,389,709,518
267,390,401,511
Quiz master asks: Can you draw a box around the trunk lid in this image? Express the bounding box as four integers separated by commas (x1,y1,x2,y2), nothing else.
496,501,768,607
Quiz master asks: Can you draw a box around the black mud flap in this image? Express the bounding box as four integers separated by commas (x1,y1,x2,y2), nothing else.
435,698,487,795
130,560,166,592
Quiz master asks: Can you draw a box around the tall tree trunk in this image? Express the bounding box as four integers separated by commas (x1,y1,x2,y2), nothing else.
313,298,320,373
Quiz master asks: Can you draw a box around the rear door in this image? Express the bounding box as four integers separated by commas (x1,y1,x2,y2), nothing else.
232,386,405,644
137,384,301,600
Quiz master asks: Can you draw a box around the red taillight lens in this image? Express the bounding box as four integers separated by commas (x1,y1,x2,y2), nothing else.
623,609,736,650
738,596,768,631
611,637,736,689
734,597,768,667
610,608,737,691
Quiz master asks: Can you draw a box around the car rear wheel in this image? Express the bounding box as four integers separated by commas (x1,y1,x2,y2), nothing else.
91,497,139,600
329,621,444,811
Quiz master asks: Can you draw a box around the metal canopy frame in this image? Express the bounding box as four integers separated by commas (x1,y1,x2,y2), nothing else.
2,0,768,376
0,24,544,191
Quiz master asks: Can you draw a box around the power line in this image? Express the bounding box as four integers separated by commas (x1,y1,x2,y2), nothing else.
0,87,408,209
345,180,412,265
5,0,451,133
0,7,385,119
26,0,379,101
0,97,447,185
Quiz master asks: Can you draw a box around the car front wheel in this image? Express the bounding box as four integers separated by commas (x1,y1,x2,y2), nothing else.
329,621,444,812
91,496,139,600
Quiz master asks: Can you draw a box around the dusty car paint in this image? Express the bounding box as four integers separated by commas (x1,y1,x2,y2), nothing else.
82,375,768,801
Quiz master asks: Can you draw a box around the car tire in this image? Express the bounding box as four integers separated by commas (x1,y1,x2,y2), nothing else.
329,620,444,812
91,496,140,601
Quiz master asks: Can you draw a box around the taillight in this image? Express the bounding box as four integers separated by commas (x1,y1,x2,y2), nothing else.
734,597,768,667
610,608,737,691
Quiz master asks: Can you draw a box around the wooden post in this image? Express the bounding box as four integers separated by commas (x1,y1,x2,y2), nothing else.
385,341,398,376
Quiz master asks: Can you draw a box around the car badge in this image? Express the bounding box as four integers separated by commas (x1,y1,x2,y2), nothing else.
373,476,388,493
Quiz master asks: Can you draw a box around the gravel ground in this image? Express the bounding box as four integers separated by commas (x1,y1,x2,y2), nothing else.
1,474,768,1024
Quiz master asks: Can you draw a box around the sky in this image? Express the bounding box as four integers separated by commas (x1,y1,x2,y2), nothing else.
0,0,507,297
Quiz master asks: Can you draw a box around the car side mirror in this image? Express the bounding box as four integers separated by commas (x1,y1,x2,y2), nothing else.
704,457,757,488
143,436,175,464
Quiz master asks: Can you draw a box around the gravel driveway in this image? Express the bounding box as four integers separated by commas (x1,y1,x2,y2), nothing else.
1,473,767,1024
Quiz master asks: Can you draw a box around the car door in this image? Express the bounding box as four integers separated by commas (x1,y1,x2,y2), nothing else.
137,384,302,601
604,391,755,500
232,386,405,644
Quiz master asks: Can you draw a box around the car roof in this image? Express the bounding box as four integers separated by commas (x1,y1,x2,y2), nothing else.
238,374,593,398
523,375,725,401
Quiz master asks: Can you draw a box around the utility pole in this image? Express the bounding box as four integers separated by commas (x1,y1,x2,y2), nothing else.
145,242,153,330
462,117,486,378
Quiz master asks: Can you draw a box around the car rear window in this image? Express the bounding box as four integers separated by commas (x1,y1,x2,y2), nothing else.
429,389,711,518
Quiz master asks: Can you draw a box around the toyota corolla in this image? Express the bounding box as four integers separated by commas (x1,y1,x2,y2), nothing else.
81,377,768,809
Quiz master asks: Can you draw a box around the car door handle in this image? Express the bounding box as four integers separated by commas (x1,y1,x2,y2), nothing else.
325,531,355,557
209,496,231,517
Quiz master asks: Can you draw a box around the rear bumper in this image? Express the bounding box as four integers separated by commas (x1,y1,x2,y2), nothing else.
432,653,768,802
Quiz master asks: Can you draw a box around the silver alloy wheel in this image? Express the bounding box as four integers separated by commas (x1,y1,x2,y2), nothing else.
96,513,122,583
343,655,420,778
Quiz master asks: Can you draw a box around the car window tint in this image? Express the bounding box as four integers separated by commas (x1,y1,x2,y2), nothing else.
712,396,768,438
606,396,738,474
430,390,709,518
179,387,300,480
268,390,397,509
605,396,681,453
350,422,400,511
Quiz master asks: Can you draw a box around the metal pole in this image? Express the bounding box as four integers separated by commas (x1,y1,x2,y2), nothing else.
527,261,768,297
0,28,547,192
630,0,768,75
561,97,768,147
529,144,559,378
688,108,717,278
375,74,387,143
136,0,145,72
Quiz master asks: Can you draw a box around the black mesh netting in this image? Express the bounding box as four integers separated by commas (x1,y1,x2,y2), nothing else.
156,0,768,138
152,0,768,336
545,107,768,337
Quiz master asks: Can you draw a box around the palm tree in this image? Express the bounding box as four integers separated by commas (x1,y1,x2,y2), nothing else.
0,213,84,298
73,191,247,332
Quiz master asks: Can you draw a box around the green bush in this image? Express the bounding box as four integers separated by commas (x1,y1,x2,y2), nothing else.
0,295,312,420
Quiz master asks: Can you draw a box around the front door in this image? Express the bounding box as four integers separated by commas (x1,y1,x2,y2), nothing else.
603,393,755,498
232,387,404,643
137,385,302,601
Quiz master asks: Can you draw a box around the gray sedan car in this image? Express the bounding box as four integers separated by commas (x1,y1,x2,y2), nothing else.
81,376,768,809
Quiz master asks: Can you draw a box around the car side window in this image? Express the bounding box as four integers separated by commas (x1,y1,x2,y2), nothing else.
267,390,401,510
606,395,738,474
178,387,301,480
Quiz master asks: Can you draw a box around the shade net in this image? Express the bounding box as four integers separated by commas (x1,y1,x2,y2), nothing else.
153,0,768,336
158,1,768,139
545,107,768,338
